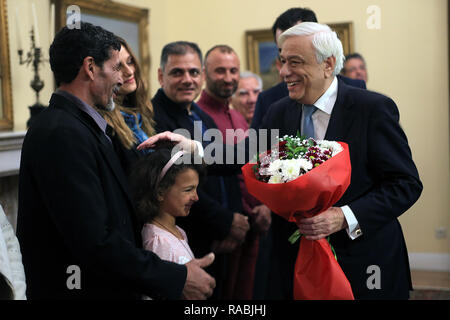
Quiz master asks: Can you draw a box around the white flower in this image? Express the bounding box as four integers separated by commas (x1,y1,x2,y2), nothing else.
318,140,343,156
267,159,283,175
281,159,302,182
268,174,283,184
266,158,314,183
298,158,313,172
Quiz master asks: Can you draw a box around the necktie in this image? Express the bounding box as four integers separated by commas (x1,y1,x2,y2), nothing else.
302,104,317,139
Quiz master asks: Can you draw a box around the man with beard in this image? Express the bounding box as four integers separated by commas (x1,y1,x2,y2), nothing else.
197,45,247,142
17,24,216,300
152,41,250,299
197,45,272,299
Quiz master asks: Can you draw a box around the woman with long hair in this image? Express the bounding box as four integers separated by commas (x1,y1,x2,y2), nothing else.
99,36,155,161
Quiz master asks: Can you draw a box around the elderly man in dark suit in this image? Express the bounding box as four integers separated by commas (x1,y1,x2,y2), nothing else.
16,23,215,300
258,22,422,299
249,7,366,299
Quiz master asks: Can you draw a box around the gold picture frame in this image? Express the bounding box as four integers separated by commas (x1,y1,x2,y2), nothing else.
0,0,14,130
245,29,279,90
52,0,150,89
245,22,354,90
328,22,354,56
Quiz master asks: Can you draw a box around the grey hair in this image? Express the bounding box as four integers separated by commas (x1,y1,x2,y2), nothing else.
278,22,344,76
160,41,203,71
239,71,263,90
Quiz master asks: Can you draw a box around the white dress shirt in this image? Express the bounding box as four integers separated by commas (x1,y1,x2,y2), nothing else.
301,77,362,240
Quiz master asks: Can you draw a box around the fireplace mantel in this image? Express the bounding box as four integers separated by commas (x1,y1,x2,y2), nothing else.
0,131,26,177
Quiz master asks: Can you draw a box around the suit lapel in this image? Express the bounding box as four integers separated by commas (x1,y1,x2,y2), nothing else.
97,134,134,206
285,99,303,136
325,80,356,141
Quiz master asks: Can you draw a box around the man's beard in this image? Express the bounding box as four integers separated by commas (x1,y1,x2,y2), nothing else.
95,96,115,112
207,77,238,99
105,96,115,111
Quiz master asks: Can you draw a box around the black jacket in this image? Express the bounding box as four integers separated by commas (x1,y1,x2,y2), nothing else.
17,93,186,299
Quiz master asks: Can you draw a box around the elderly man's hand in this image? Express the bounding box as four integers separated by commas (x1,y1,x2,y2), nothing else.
297,207,348,240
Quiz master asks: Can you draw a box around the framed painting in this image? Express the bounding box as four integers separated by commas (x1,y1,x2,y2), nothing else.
0,0,14,130
52,0,150,89
245,22,354,90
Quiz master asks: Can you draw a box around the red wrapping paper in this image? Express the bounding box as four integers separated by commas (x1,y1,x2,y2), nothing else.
241,142,354,300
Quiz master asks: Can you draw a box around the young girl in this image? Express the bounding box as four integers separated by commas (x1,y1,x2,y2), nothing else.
129,147,204,264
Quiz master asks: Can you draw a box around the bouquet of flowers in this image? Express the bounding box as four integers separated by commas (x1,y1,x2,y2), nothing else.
254,135,343,183
242,134,354,300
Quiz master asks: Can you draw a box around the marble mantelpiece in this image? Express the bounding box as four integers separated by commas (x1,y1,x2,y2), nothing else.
0,131,26,230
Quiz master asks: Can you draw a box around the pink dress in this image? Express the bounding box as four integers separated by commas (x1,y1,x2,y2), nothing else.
141,223,195,264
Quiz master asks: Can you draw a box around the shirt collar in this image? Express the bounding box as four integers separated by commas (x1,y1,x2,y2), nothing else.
312,76,338,115
55,89,108,134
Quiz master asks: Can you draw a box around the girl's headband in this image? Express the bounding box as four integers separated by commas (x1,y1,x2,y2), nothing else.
156,151,187,185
